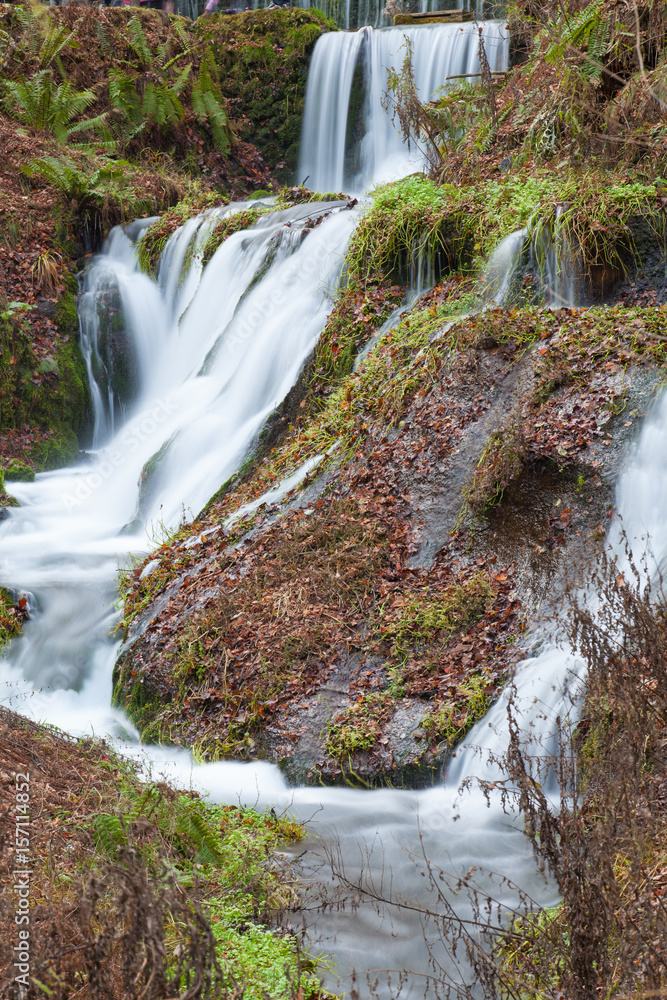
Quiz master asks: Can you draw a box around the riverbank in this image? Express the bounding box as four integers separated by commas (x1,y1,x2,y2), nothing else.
0,705,327,998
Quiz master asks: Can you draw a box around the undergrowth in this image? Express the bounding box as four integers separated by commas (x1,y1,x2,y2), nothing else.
0,711,323,999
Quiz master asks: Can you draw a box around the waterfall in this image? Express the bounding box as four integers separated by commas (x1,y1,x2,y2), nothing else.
299,20,509,192
2,202,664,995
0,202,357,725
0,14,657,997
481,211,583,308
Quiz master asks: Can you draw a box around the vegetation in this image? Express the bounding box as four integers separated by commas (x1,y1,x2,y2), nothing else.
345,171,667,290
494,549,667,998
0,707,323,999
0,587,26,648
4,0,667,993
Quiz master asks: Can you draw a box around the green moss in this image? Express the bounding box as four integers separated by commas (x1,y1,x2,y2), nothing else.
326,692,394,760
55,285,79,340
112,657,165,737
32,428,80,471
197,9,335,182
52,338,93,438
5,461,35,482
421,674,492,750
347,172,667,287
199,207,270,269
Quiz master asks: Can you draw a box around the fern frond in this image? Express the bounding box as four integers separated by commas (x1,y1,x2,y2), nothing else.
108,66,142,126
128,783,162,822
173,19,192,51
39,24,76,69
172,63,191,96
127,15,152,69
93,813,126,856
175,798,224,867
191,52,231,154
22,156,88,199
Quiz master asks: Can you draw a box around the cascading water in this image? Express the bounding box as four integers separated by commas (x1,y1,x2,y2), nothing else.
299,19,509,192
0,16,661,1000
0,202,357,724
481,209,584,308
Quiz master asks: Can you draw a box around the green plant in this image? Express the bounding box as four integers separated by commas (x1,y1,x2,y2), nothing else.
421,674,491,748
107,17,231,155
378,575,494,661
5,460,35,482
23,154,130,203
465,421,526,513
1,70,109,147
325,691,394,759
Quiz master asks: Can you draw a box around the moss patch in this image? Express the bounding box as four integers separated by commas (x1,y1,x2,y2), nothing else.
346,172,667,289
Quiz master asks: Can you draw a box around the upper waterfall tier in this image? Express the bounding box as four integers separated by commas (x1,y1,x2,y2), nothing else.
247,0,495,31
298,20,509,193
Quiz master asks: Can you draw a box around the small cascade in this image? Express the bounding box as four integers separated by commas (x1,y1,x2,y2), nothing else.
78,223,166,445
480,227,528,305
0,200,357,719
535,205,582,307
299,20,509,192
480,210,584,308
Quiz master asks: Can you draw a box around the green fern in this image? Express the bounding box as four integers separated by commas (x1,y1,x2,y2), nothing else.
1,71,101,145
584,13,612,83
109,66,142,126
127,15,152,70
93,813,127,856
128,783,162,822
22,155,131,203
191,51,231,155
38,23,76,71
544,0,606,65
175,798,225,867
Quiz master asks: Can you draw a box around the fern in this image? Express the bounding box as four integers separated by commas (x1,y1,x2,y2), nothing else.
584,13,612,83
38,24,76,71
127,15,152,70
22,155,131,203
1,72,100,145
191,51,231,155
175,798,224,867
128,783,162,822
142,80,183,128
109,66,142,127
544,0,606,64
93,813,127,856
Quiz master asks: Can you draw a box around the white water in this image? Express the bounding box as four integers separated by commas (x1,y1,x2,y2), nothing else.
0,203,356,725
4,203,665,994
299,20,509,192
481,212,582,308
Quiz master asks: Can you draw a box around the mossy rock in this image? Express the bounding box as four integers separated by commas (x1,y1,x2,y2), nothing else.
55,281,79,340
112,653,171,741
5,461,35,482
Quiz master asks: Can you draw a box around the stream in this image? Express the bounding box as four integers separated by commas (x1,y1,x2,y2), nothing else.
0,17,663,998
